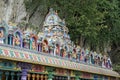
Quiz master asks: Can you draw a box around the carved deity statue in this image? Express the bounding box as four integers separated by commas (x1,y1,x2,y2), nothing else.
72,48,77,60
23,38,30,49
32,39,36,50
42,39,48,53
60,45,66,57
0,30,4,44
107,57,112,69
62,49,67,57
14,35,20,46
55,44,60,56
80,48,85,62
0,30,4,38
102,55,107,68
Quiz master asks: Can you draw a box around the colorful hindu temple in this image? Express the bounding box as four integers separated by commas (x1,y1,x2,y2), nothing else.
0,8,119,80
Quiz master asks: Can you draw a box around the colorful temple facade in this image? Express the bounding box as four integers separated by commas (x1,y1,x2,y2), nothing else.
0,8,119,80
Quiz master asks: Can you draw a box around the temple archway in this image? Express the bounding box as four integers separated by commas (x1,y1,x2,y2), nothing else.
8,34,14,45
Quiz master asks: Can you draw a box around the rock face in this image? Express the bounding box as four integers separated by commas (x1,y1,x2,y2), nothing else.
0,0,46,29
0,0,26,23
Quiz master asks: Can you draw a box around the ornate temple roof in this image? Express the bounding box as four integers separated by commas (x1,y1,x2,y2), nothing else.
0,45,119,77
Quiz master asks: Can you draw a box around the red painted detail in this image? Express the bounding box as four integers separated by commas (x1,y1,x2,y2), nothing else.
3,50,9,56
14,51,19,57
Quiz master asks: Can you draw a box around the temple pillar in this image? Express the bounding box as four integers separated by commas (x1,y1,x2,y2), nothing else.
41,75,43,80
48,72,54,80
32,74,35,80
27,74,31,80
36,74,39,80
21,69,28,80
5,72,9,80
75,76,79,80
9,36,12,45
20,39,23,48
37,44,39,51
75,71,80,80
59,77,61,80
44,75,47,80
17,73,21,80
11,72,15,80
30,39,32,50
46,67,54,80
0,71,3,80
38,44,42,52
67,76,70,80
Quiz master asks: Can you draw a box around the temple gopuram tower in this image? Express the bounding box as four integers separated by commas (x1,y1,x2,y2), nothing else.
39,8,72,57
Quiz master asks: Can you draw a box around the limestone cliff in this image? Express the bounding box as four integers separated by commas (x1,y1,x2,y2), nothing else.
0,0,47,29
0,0,26,23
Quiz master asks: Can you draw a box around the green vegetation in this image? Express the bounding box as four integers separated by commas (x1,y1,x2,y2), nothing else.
113,64,120,73
24,0,120,73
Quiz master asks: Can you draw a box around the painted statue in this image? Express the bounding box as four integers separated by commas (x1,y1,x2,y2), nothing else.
55,44,60,56
30,35,37,50
67,45,73,59
76,45,81,61
48,43,53,55
80,48,85,62
85,48,89,56
0,30,4,38
60,46,67,57
0,29,4,43
85,54,89,63
14,34,20,46
97,56,101,66
23,38,30,49
88,53,91,64
62,49,67,57
72,48,77,60
95,55,98,65
90,51,94,64
100,57,103,66
107,57,112,69
77,50,81,62
32,39,36,50
102,55,107,68
42,39,48,53
47,37,54,55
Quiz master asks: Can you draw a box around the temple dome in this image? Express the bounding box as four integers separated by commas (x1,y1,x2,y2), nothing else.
43,8,65,27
